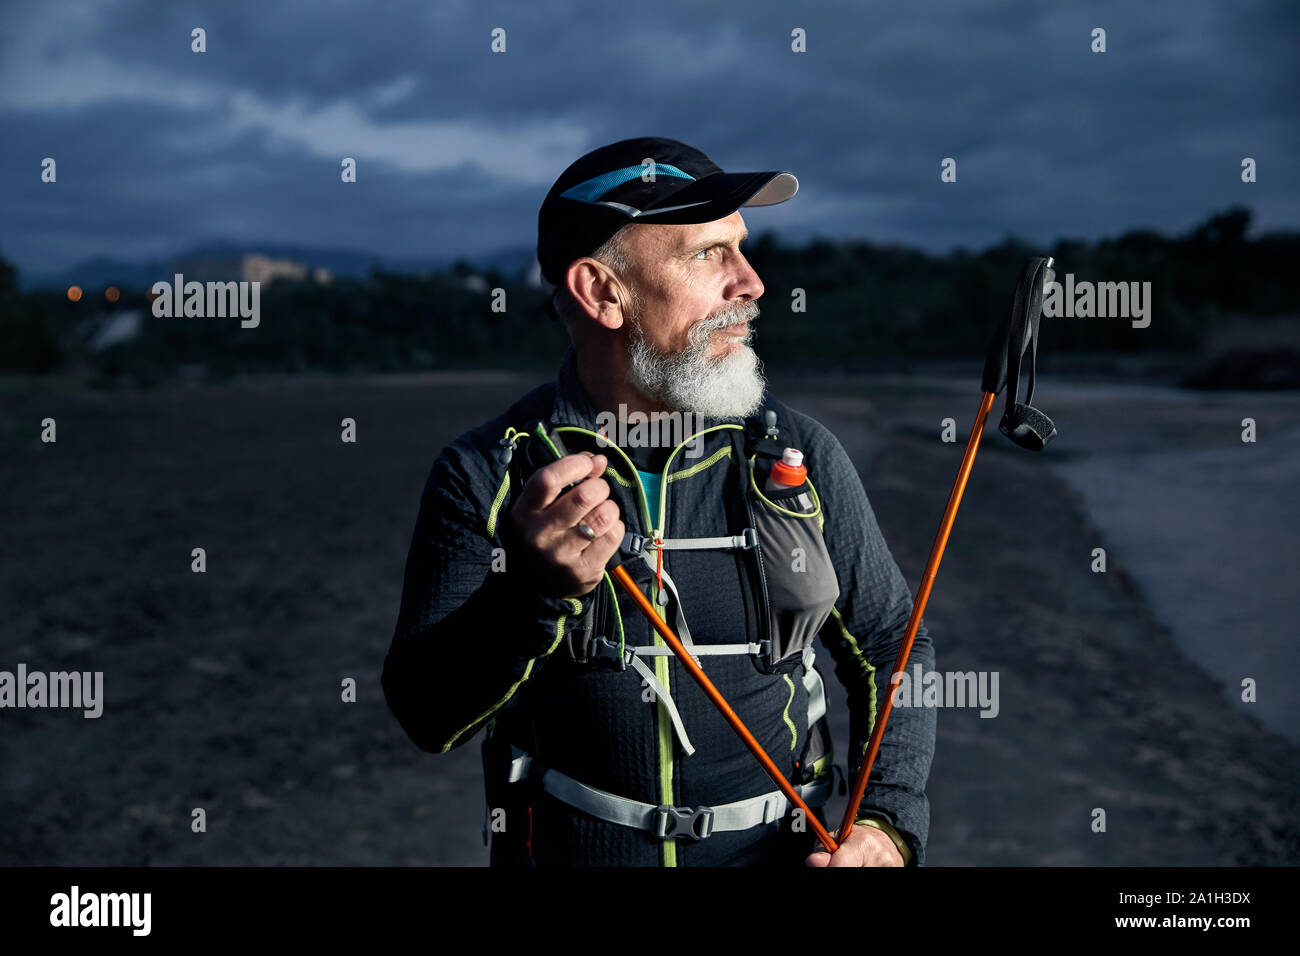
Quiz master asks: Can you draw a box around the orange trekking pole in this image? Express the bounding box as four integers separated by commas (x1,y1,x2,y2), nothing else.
838,256,1058,846
610,564,840,854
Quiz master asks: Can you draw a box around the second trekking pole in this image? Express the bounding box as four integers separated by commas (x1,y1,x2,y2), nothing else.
837,255,1059,847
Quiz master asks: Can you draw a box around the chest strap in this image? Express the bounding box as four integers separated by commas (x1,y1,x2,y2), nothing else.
628,643,766,657
506,744,831,841
622,529,757,556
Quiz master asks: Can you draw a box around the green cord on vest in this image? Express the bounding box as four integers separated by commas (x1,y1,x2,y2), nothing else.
747,454,823,521
552,425,654,532
603,571,625,659
655,423,744,535
486,426,526,538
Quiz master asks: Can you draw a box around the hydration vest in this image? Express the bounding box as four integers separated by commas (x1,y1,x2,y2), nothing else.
477,387,849,863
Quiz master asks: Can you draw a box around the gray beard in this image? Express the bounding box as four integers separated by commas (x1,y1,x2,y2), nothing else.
625,300,767,419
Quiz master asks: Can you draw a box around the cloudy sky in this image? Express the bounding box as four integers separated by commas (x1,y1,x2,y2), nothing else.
1,0,1296,283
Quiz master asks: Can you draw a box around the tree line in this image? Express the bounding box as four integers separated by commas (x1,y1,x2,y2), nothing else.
1,206,1293,385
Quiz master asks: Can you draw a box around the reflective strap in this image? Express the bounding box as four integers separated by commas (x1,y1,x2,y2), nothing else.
628,654,695,756
802,645,827,726
542,768,653,829
629,643,764,657
534,762,832,836
657,529,757,551
623,529,756,555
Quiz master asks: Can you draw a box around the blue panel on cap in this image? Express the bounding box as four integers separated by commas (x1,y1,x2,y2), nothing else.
560,163,695,203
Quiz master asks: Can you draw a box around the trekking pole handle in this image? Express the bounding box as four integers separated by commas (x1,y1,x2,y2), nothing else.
981,256,1054,396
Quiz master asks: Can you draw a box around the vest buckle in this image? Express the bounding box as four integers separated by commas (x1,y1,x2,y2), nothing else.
588,635,627,670
653,805,715,841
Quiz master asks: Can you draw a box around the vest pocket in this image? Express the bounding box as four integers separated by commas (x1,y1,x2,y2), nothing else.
796,712,834,787
751,478,841,673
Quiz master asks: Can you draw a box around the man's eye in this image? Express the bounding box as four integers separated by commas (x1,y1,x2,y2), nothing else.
694,247,714,260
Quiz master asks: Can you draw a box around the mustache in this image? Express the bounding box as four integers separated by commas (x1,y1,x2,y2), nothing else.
687,301,759,346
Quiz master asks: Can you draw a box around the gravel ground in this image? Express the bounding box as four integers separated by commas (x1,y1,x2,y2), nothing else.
1,367,1296,865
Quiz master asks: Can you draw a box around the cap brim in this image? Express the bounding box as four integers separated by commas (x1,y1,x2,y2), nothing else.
630,170,798,224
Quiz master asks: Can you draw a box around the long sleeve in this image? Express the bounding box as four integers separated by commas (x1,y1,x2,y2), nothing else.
855,815,915,865
382,444,592,754
801,414,938,866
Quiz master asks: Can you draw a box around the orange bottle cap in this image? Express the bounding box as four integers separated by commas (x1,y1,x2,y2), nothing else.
770,459,807,487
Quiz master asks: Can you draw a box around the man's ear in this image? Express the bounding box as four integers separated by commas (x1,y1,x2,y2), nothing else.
566,259,626,332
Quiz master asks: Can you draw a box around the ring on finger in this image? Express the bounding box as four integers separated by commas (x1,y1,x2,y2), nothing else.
576,522,597,541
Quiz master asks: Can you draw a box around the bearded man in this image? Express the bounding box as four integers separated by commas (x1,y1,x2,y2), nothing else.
382,137,936,867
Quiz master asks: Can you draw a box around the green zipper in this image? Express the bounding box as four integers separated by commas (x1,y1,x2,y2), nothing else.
649,423,745,866
553,421,744,867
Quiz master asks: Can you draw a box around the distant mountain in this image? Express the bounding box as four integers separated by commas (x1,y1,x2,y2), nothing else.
464,244,539,277
17,241,540,292
23,254,168,293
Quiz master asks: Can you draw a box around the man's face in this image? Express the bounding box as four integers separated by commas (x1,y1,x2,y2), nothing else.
616,211,768,418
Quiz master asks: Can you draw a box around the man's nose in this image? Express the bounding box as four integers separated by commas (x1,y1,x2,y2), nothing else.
730,252,764,302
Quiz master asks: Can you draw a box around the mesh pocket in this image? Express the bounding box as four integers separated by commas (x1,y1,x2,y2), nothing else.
751,480,841,670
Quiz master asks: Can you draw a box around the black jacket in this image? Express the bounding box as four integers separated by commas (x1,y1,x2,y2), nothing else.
382,345,937,866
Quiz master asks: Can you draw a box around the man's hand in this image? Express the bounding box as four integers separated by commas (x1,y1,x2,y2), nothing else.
805,824,905,867
505,451,625,600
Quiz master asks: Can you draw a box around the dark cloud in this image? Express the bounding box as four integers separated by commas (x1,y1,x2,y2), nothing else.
1,0,1296,281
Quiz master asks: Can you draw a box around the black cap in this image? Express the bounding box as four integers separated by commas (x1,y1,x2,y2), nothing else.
537,136,798,317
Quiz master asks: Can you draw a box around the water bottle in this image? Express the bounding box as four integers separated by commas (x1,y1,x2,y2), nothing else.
765,447,814,513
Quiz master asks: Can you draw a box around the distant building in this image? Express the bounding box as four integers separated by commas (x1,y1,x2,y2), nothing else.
242,254,307,285
168,253,331,287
